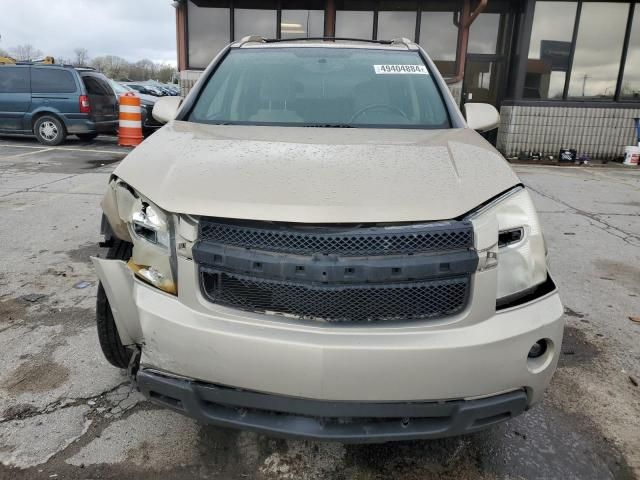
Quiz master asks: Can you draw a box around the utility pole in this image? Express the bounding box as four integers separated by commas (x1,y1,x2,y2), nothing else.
582,74,589,97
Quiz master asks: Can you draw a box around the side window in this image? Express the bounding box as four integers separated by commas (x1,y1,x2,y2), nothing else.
31,68,77,94
0,67,29,93
83,76,111,96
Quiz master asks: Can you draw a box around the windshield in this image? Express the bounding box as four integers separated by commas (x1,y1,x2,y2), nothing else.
188,47,450,129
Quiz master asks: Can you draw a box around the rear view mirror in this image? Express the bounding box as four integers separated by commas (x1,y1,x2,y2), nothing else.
152,96,182,124
464,103,500,132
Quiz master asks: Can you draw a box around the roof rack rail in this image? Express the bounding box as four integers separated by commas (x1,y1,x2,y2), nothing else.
12,62,75,67
390,37,414,46
236,35,267,46
261,37,395,45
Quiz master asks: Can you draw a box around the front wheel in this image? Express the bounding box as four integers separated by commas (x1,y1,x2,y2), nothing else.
33,115,66,146
96,240,134,369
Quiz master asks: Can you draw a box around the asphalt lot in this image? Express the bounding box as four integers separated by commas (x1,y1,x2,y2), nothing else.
0,134,639,480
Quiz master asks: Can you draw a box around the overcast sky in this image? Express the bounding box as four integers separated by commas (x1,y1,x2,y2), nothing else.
0,0,177,65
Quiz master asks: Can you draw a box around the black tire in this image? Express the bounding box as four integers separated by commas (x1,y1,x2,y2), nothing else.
96,240,134,369
33,115,66,146
77,132,98,141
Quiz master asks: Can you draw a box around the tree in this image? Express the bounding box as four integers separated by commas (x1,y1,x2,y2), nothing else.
127,59,155,81
10,44,43,61
73,48,90,67
156,64,176,83
91,55,129,80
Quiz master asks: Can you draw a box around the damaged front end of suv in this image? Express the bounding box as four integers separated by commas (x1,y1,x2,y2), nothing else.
92,37,563,443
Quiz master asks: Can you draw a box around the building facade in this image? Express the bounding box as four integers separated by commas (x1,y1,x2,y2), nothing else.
173,0,640,160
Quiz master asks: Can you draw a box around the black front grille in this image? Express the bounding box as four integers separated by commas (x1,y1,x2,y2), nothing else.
199,218,473,256
201,269,470,323
195,218,476,323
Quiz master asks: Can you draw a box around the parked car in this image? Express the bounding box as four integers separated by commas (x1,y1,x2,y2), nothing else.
0,64,117,145
109,80,162,136
144,82,176,96
93,37,563,443
164,84,180,95
123,82,165,97
147,82,179,96
112,81,156,104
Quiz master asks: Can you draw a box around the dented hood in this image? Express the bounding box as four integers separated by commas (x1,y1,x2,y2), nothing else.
113,121,519,223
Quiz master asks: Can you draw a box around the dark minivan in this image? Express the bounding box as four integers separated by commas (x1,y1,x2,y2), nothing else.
0,64,118,145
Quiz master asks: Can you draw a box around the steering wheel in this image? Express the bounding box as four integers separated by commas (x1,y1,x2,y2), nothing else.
349,104,409,123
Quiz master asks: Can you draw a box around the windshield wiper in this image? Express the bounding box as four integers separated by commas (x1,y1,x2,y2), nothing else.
303,124,354,128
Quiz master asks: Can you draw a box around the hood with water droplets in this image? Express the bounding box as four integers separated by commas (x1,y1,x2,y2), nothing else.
113,121,519,223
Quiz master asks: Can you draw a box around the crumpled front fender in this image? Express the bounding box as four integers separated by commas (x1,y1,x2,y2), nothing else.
92,257,142,346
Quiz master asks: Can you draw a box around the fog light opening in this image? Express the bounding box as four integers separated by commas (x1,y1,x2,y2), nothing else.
528,340,548,359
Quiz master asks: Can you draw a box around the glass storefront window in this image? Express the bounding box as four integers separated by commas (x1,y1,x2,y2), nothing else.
335,11,374,39
419,11,459,76
187,3,230,69
280,10,324,38
621,7,640,100
377,11,416,40
234,9,277,40
568,2,628,98
468,13,500,54
524,1,577,100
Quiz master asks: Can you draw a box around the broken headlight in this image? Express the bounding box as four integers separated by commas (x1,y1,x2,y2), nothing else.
128,199,176,295
106,179,177,295
472,187,548,306
132,203,169,247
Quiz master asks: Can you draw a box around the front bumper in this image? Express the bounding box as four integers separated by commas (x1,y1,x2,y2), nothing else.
137,368,528,442
94,252,563,440
94,255,564,401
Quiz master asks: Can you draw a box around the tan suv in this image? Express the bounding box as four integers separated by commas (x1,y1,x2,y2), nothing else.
93,37,563,442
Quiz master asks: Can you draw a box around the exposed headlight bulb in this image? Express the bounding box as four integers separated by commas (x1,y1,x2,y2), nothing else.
131,203,169,248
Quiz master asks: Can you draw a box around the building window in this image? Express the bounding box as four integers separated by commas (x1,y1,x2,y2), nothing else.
468,13,501,54
280,10,324,38
377,0,417,41
377,11,416,40
568,2,629,98
621,6,640,100
419,10,459,76
235,9,277,39
335,11,374,39
524,1,577,100
187,2,230,69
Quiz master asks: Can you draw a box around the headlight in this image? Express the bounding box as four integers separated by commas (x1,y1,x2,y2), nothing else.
132,203,169,247
109,179,177,294
128,198,176,295
472,187,548,305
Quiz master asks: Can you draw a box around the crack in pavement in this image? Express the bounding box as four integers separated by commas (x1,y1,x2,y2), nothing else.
585,168,640,189
18,190,103,197
527,184,640,246
0,173,80,199
0,381,130,425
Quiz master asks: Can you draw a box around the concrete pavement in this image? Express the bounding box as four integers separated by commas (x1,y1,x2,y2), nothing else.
0,136,638,479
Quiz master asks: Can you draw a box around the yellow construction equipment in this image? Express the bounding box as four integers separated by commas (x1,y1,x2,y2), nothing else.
34,56,55,64
0,55,55,65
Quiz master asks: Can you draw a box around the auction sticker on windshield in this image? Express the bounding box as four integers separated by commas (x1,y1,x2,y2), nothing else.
374,65,429,75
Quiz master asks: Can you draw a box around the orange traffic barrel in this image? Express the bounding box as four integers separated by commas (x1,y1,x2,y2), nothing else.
118,92,143,147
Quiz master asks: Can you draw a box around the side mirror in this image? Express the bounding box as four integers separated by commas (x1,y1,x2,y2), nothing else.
152,96,182,124
464,103,500,132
